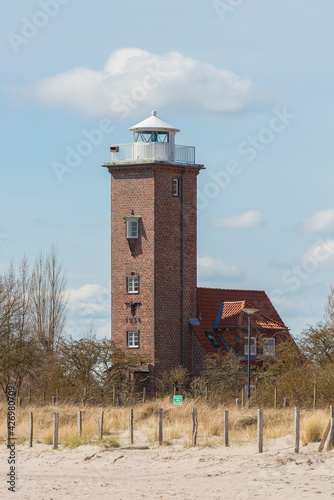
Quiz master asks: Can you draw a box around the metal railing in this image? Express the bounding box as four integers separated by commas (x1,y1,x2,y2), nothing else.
109,143,195,164
175,145,195,164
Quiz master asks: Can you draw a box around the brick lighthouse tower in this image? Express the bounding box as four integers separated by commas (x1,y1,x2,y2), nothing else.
103,111,203,385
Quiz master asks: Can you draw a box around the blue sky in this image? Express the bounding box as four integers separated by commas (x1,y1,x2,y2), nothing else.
1,0,334,340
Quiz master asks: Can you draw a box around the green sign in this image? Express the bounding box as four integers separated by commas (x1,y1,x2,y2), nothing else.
173,395,183,405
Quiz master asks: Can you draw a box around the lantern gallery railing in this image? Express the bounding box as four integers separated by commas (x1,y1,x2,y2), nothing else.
109,143,196,164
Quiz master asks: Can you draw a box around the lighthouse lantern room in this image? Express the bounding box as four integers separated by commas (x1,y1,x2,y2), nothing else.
109,110,195,164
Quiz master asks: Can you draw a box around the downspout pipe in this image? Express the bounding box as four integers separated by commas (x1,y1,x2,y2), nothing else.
181,166,188,368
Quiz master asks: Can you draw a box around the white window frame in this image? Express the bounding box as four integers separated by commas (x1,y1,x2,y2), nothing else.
126,218,139,239
263,338,275,356
127,330,139,348
172,178,179,197
127,275,139,294
244,337,257,356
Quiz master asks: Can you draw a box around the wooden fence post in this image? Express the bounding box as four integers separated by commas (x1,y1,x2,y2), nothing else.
29,412,33,448
235,398,241,407
52,396,56,406
43,391,46,406
142,387,146,404
318,407,333,452
294,407,300,454
98,411,104,439
257,409,263,453
224,409,229,447
192,407,198,446
53,413,59,449
205,384,208,402
28,388,32,405
78,411,82,438
326,406,334,451
283,397,289,408
6,414,10,447
241,388,244,409
158,409,163,445
274,386,277,409
313,385,317,410
56,388,59,404
130,409,134,444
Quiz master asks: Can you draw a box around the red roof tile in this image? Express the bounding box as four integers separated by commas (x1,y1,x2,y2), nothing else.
217,300,286,330
197,287,287,332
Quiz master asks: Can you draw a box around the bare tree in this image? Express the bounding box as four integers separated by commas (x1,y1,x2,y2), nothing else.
0,260,42,398
30,247,68,354
299,286,334,366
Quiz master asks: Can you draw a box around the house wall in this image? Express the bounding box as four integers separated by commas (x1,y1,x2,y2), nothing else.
219,328,289,357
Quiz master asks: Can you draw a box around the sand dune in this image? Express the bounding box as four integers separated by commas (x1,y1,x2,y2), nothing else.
1,438,334,499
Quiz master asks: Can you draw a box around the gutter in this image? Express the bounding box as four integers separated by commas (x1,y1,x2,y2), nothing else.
181,166,188,367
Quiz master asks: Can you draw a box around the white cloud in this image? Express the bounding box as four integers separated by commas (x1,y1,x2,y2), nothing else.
66,284,111,340
66,318,111,341
300,209,334,233
23,48,262,119
67,284,110,318
198,255,240,279
212,210,263,229
298,238,334,270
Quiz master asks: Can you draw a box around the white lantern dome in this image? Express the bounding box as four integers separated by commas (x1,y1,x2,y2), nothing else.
129,111,180,162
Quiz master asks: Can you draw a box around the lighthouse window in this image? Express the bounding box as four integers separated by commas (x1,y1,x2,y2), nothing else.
127,330,139,348
173,179,179,196
126,219,139,239
127,275,139,294
134,131,169,143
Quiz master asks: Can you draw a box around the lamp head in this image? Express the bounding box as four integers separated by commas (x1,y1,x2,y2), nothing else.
241,307,259,316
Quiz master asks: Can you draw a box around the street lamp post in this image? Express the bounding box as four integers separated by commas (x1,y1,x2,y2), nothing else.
241,307,259,402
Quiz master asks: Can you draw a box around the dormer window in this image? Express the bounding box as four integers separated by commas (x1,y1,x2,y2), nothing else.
124,216,141,239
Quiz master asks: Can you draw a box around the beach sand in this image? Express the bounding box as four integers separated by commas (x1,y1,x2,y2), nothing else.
1,437,334,499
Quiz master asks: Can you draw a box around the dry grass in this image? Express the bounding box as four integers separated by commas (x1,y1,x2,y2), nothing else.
0,399,331,449
301,410,329,445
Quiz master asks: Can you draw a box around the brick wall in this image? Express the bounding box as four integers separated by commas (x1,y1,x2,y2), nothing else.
192,330,208,376
110,166,156,361
108,162,201,381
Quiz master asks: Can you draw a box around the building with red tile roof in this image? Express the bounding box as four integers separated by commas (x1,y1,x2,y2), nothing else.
189,288,290,375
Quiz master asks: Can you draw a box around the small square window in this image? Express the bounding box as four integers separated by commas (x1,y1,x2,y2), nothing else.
263,338,275,356
244,337,257,356
127,219,138,239
127,275,139,294
127,330,139,348
172,179,179,196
